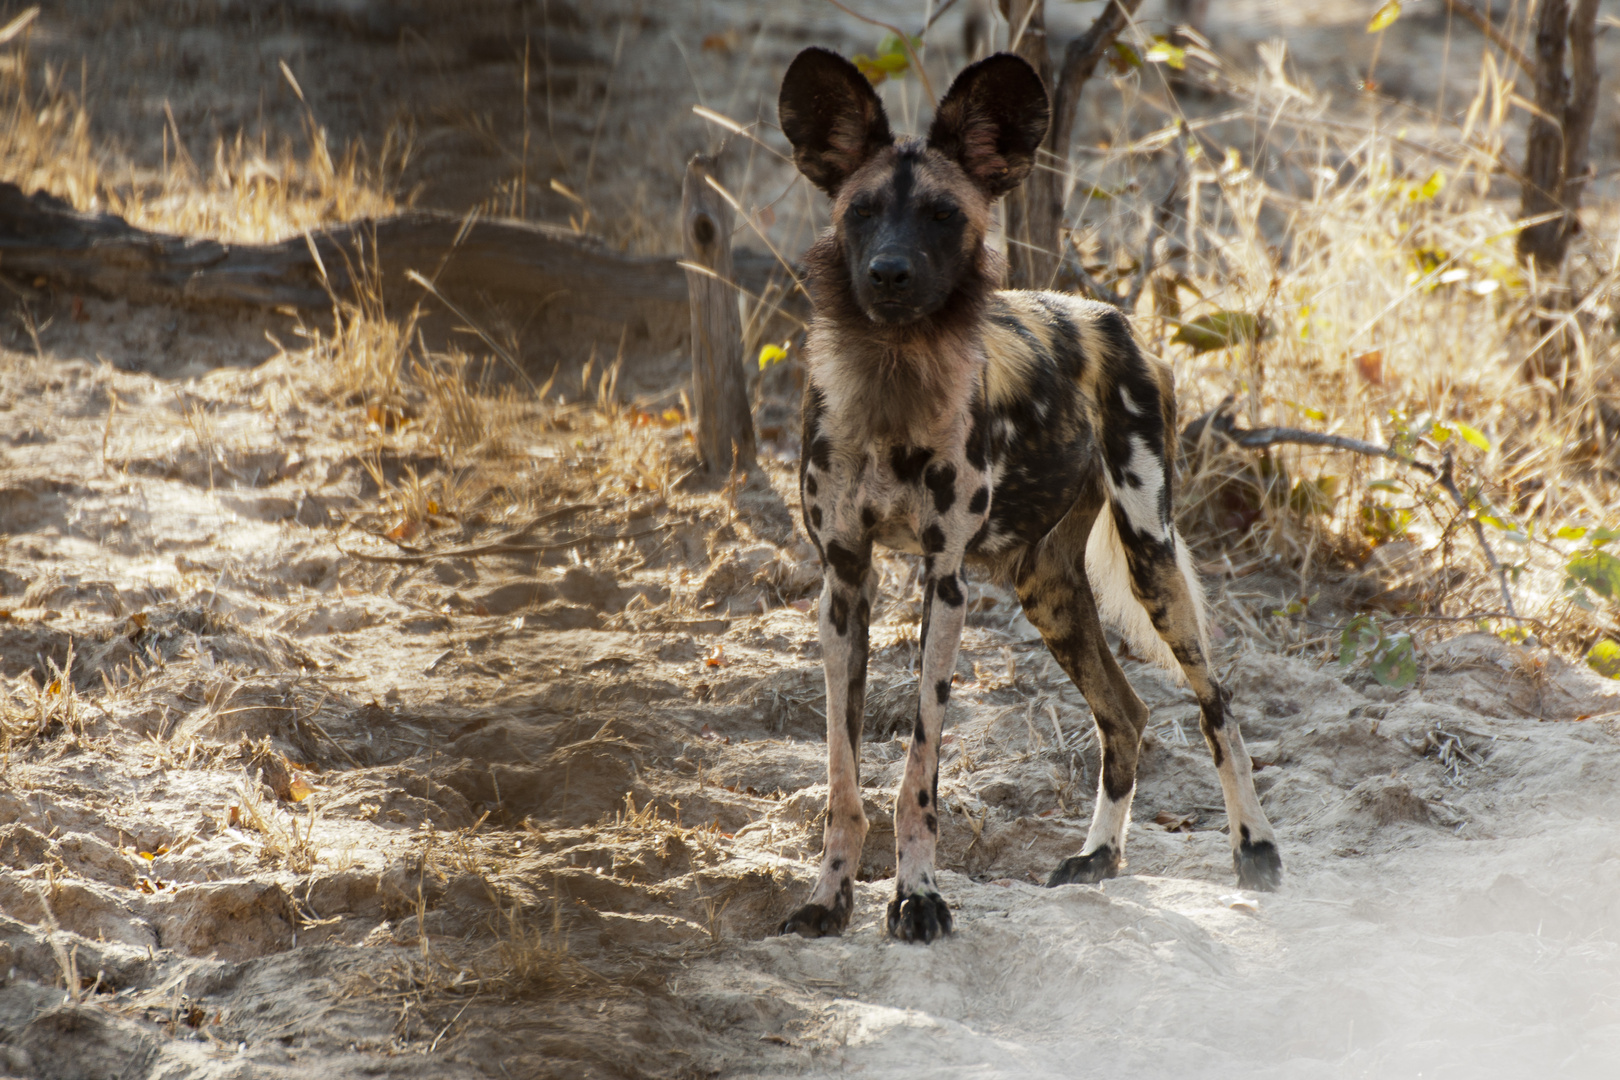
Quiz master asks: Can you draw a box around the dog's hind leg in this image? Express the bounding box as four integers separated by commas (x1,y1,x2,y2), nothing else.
1015,494,1153,886
780,540,876,937
1094,359,1283,890
1107,507,1282,890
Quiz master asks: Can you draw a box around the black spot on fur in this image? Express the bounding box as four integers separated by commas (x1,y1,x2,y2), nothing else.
825,541,868,586
925,813,938,834
965,394,989,470
921,524,945,554
924,463,957,514
805,473,818,497
968,520,990,551
912,718,927,744
831,857,845,871
934,678,950,705
917,789,929,807
935,573,963,607
889,444,932,484
829,594,850,636
810,436,833,471
967,486,988,515
810,505,823,529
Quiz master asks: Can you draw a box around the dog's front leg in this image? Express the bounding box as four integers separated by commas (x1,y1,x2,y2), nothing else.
780,532,874,938
888,460,982,942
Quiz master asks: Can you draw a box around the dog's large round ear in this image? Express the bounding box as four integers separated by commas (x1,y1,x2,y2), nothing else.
926,53,1049,198
778,48,894,196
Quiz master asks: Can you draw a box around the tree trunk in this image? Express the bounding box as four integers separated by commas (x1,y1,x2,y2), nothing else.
681,154,757,476
1000,0,1145,292
1516,0,1600,271
1001,0,1058,290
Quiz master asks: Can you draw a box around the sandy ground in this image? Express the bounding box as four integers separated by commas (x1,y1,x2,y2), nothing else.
2,2,1620,1079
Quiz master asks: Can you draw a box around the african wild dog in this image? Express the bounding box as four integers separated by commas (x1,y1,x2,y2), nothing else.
776,48,1282,944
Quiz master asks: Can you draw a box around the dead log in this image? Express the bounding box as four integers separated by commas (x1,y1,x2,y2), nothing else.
0,181,796,328
681,155,757,475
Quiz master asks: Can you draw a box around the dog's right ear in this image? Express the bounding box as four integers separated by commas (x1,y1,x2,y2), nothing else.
778,48,893,196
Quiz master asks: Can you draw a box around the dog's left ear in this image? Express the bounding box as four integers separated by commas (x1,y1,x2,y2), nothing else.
927,53,1049,198
779,48,895,196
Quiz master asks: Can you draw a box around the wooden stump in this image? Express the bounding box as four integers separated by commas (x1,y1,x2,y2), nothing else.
681,155,757,475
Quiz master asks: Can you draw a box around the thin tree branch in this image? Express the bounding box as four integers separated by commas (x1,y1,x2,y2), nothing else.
1443,0,1533,77
1435,451,1517,617
1184,397,1518,617
822,0,938,106
1050,0,1146,166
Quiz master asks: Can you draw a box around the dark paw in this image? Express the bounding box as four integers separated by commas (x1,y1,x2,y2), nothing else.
779,900,850,938
1046,846,1119,887
1235,839,1283,891
886,891,952,943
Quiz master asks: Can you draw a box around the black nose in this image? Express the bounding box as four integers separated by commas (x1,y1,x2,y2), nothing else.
867,254,912,291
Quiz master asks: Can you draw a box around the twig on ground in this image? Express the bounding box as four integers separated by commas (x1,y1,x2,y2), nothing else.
337,526,661,565
1436,451,1517,617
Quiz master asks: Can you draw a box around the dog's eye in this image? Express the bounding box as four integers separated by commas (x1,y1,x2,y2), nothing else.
854,205,873,219
933,208,954,221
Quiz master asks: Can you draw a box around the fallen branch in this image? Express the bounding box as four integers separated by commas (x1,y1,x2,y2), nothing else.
336,525,661,565
0,182,795,322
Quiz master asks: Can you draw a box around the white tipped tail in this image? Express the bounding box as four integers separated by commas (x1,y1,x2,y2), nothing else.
1083,508,1208,682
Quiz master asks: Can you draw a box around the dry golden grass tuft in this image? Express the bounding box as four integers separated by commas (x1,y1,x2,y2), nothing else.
0,23,399,241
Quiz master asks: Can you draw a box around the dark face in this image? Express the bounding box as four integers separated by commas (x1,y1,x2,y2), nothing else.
779,48,1050,323
839,151,972,325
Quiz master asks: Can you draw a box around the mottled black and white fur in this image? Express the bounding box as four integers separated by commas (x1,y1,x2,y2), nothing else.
776,48,1282,944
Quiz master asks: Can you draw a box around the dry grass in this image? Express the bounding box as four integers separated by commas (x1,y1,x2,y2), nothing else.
0,24,399,241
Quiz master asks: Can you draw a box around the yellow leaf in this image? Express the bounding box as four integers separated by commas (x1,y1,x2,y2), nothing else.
138,851,156,861
757,343,788,371
1453,421,1490,452
45,679,60,695
1144,38,1186,70
288,775,315,802
1366,0,1401,33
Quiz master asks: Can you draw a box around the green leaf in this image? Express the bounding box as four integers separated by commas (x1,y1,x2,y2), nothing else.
852,34,918,85
1568,550,1620,600
1367,0,1402,33
1339,614,1378,668
1587,639,1620,679
1590,527,1620,548
1368,479,1404,493
1170,311,1267,354
1477,513,1518,533
1285,400,1328,422
757,343,788,371
1370,633,1418,688
1555,525,1588,542
1111,41,1143,70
